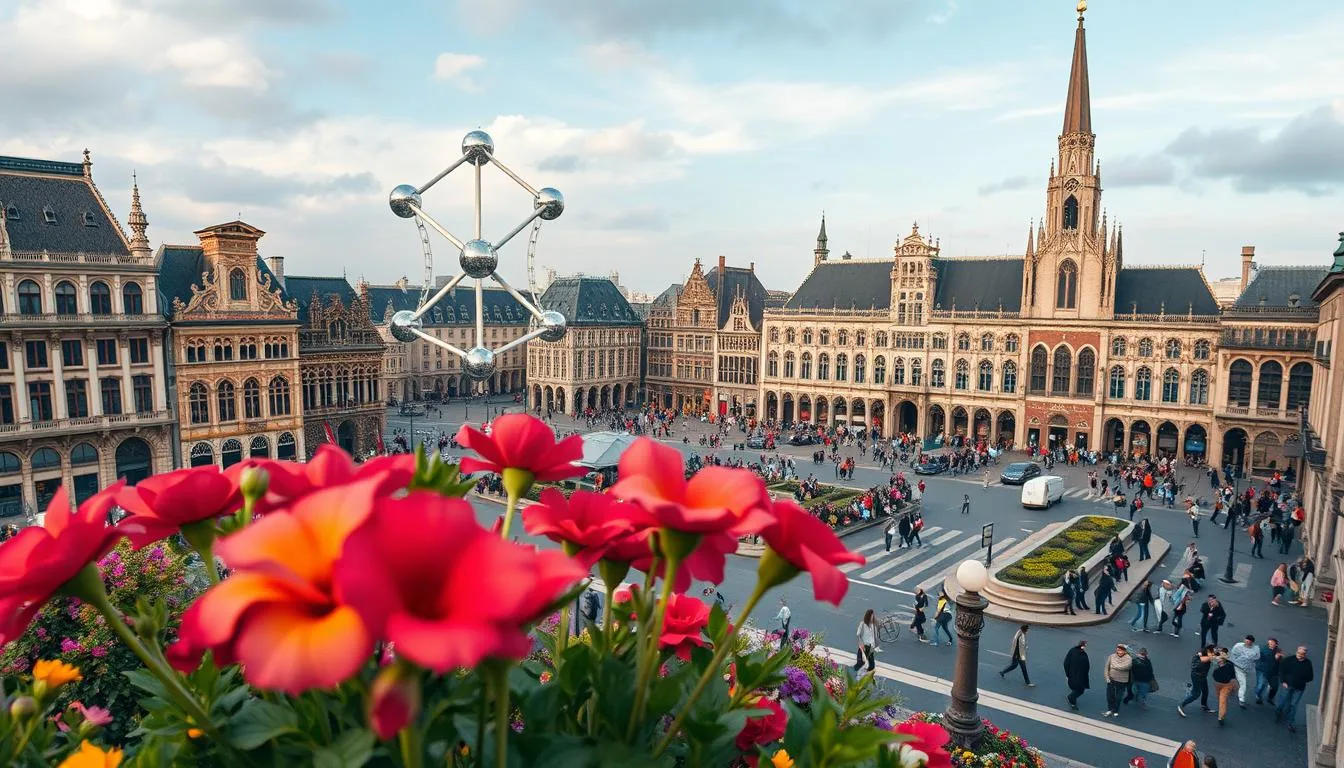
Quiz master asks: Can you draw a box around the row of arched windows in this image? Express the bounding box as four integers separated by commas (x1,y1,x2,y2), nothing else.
8,279,144,316
184,336,290,363
301,366,382,411
1110,336,1212,361
187,377,292,425
190,433,297,468
1226,360,1313,411
766,327,1025,354
1105,366,1211,405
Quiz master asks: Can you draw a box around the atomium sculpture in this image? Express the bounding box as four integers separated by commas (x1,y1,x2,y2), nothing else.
387,130,567,381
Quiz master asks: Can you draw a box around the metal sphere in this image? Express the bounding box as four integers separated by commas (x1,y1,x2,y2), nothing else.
462,346,497,380
388,184,422,219
538,310,567,342
459,239,498,279
461,130,495,166
389,310,423,343
535,187,565,221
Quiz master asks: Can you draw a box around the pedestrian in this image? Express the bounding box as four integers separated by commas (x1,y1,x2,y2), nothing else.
1135,518,1152,561
898,515,912,550
1076,566,1091,611
1103,643,1133,717
1270,562,1288,606
1229,635,1258,709
1094,567,1114,615
1199,595,1226,647
1171,592,1190,638
775,597,792,649
1153,579,1171,634
912,588,929,643
961,493,971,515
982,469,990,490
1169,740,1201,768
1129,579,1153,631
884,518,897,553
854,609,879,674
1275,645,1315,733
1250,520,1265,558
932,589,954,646
1177,645,1216,717
1188,500,1202,537
1062,571,1077,616
1210,650,1238,726
1293,555,1317,607
1063,639,1090,711
1256,638,1282,705
1129,647,1156,708
999,624,1034,687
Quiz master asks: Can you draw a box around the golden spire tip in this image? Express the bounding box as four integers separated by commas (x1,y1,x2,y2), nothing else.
1077,1,1087,16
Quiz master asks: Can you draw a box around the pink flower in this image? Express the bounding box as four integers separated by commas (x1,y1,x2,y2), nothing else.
90,646,108,658
610,438,772,536
60,638,80,653
455,414,585,483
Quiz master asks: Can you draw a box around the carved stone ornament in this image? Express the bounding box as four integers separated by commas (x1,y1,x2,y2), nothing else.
954,607,985,636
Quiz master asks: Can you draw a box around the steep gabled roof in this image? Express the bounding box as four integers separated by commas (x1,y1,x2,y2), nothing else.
155,245,295,320
539,276,642,326
1114,267,1219,316
784,260,893,310
705,265,769,327
933,258,1024,312
0,155,131,256
286,276,357,323
1234,266,1331,309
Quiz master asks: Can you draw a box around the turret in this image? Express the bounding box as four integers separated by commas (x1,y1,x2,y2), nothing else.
814,214,829,265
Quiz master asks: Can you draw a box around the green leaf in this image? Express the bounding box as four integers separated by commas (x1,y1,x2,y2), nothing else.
707,602,729,643
123,668,169,699
313,729,376,768
227,699,300,751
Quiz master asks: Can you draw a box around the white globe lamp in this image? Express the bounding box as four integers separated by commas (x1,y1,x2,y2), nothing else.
956,559,989,593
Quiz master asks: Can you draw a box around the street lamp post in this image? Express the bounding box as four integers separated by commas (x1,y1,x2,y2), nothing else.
944,560,989,749
1220,474,1244,584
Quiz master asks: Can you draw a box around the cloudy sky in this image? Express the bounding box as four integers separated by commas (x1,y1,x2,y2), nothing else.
3,0,1343,296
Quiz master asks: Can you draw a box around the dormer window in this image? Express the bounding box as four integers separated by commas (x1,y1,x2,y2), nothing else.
3,205,18,220
42,206,57,224
82,212,98,227
1288,293,1301,308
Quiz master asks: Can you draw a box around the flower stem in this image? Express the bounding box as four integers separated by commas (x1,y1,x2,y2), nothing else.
600,582,615,652
653,580,767,756
625,552,681,741
491,666,510,768
557,603,571,659
500,493,520,540
398,724,424,768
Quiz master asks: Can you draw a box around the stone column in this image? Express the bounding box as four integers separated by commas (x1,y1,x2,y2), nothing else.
50,333,66,419
11,337,29,422
152,338,168,412
119,333,132,413
86,334,101,417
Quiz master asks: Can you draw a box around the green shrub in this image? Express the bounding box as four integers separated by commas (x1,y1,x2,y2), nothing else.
1037,548,1074,564
999,516,1128,589
1063,540,1094,555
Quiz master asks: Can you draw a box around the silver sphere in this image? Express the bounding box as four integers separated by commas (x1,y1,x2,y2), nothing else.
389,310,423,343
459,239,498,279
535,187,565,221
462,346,497,380
538,310,567,342
461,130,495,166
388,184,422,219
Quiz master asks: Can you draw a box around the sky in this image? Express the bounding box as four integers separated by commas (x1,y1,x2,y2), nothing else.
3,0,1343,297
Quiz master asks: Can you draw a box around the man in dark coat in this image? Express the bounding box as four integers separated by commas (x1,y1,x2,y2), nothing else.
1064,639,1090,710
1135,518,1153,561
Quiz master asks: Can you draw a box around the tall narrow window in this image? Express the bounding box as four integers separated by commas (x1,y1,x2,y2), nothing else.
188,383,209,424
89,282,112,315
1134,367,1153,401
1109,366,1125,399
243,379,262,419
1062,195,1079,230
1076,348,1095,396
123,283,144,314
1056,260,1078,309
1051,346,1071,394
978,360,993,391
55,281,78,315
229,269,248,301
1001,361,1017,393
1029,346,1048,392
1189,370,1209,405
217,380,237,422
1227,360,1252,407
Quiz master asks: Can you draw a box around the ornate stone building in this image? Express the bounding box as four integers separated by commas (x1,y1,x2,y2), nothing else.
527,276,642,415
285,275,386,458
0,153,174,518
157,222,304,467
368,283,530,401
646,255,770,416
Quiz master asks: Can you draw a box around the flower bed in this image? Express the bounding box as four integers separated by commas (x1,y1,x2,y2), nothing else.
997,515,1128,588
900,712,1047,768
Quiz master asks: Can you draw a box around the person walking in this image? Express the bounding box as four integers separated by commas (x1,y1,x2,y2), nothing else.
1169,740,1201,768
1275,646,1315,733
911,588,929,643
961,493,971,515
775,597,792,649
983,469,991,490
1171,592,1190,638
932,589,954,646
1199,595,1226,647
1103,643,1134,717
1129,647,1156,708
1229,635,1258,709
1250,519,1265,559
1153,579,1172,634
1076,565,1090,611
1256,637,1282,705
1270,562,1288,606
1293,555,1317,607
1135,518,1153,561
1064,639,1091,711
1130,580,1154,632
999,624,1034,687
1210,650,1238,726
1188,500,1202,537
1095,566,1115,615
1177,645,1216,717
854,609,879,674
884,518,897,552
1062,571,1078,616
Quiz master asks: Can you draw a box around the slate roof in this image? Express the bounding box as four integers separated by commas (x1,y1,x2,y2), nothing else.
651,284,681,311
0,155,130,256
765,290,792,309
1233,266,1331,309
705,266,769,328
1114,267,1220,316
155,245,295,321
784,260,894,310
286,276,357,323
933,258,1024,312
365,284,534,326
539,276,642,326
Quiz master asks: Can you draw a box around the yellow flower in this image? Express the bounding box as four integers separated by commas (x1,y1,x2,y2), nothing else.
186,728,204,739
57,740,123,768
771,749,796,768
33,659,83,689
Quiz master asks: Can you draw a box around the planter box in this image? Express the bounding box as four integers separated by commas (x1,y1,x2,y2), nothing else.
983,515,1134,613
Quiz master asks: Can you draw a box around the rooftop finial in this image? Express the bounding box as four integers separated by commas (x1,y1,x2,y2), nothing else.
1077,0,1087,19
1062,0,1092,135
82,148,92,177
128,170,151,259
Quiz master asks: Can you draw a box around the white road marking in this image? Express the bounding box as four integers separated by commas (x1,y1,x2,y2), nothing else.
841,528,946,573
855,530,959,579
885,536,984,585
917,538,1015,593
846,578,914,596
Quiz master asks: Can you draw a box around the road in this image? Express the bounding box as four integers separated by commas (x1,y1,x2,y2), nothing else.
386,403,1326,768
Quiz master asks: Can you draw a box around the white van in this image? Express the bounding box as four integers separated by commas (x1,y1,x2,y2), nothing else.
1021,475,1065,509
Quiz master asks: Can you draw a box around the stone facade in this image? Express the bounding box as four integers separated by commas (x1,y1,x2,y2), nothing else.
527,276,642,415
0,154,175,517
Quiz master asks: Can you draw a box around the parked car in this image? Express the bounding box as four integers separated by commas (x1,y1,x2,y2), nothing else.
399,404,424,417
999,461,1042,485
914,455,950,475
788,434,817,446
1020,475,1066,509
746,435,767,450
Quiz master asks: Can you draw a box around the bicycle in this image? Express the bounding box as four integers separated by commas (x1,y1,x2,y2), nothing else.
876,611,914,644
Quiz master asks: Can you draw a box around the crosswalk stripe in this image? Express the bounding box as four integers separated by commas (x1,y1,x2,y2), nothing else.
850,529,958,578
884,536,984,585
839,527,945,574
917,537,1017,593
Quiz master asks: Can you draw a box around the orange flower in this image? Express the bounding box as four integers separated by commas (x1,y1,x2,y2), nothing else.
56,740,122,768
771,750,796,768
166,479,382,694
33,659,83,689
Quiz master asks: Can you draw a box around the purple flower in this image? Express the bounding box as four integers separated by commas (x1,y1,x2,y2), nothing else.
60,638,80,654
90,645,108,658
35,627,47,640
779,665,813,705
873,715,892,730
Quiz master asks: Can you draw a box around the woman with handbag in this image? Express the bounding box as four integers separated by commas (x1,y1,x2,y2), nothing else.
854,609,879,674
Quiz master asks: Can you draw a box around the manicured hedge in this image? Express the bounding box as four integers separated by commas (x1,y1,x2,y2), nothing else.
998,516,1128,589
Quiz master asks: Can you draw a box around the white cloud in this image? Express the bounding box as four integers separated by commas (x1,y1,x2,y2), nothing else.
432,53,486,90
164,38,272,90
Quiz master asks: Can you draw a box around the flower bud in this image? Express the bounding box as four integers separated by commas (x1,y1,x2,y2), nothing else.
8,696,37,720
368,661,422,741
239,466,270,503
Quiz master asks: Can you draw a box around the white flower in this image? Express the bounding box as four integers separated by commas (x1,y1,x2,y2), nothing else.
896,744,930,768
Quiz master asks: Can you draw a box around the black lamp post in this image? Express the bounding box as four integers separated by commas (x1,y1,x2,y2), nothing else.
1219,472,1243,584
944,560,989,749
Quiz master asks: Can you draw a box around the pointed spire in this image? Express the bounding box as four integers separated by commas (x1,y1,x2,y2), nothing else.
814,214,830,265
1100,208,1108,243
128,171,151,259
1026,219,1035,258
1063,2,1092,135
817,212,828,245
1114,223,1124,264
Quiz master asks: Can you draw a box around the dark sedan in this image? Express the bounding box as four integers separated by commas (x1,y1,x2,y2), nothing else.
746,435,767,450
999,461,1042,485
788,434,817,446
914,455,950,475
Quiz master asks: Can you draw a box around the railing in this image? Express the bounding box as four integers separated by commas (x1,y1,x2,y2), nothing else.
1222,305,1320,319
0,410,174,437
1223,404,1249,415
1219,331,1316,351
2,312,164,326
765,308,889,318
4,250,155,266
1111,312,1221,325
302,401,385,416
929,310,1020,321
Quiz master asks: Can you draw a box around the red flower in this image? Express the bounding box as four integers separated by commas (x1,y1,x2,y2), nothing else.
0,486,121,644
228,447,414,514
610,438,771,535
658,593,711,660
521,489,641,565
115,466,241,547
335,493,585,673
368,662,421,741
757,500,866,605
455,414,584,482
892,720,953,768
736,699,788,752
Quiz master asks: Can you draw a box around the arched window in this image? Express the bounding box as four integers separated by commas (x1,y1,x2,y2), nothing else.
1165,339,1182,359
873,355,886,384
956,333,970,351
1004,334,1020,353
32,448,61,470
892,357,905,385
1134,367,1153,401
977,360,993,391
785,328,796,344
1056,260,1078,309
801,328,813,345
783,352,796,378
221,439,243,469
1161,368,1180,403
229,268,248,301
17,279,42,315
89,281,112,315
932,333,948,350
1062,194,1079,230
768,328,780,343
1111,337,1127,356
1029,346,1048,392
954,359,969,390
277,432,297,461
931,359,946,388
1287,362,1313,410
817,353,830,380
268,376,291,416
217,380,236,421
910,359,923,386
71,442,98,466
837,330,848,346
188,382,210,424
855,331,866,346
853,354,866,383
122,282,144,314
1137,338,1153,357
1193,340,1211,361
819,329,830,345
1076,348,1095,395
1189,370,1209,405
766,352,779,377
800,353,812,380
835,354,848,381
980,333,994,352
1001,361,1018,393
54,281,78,315
1051,346,1072,394
1109,366,1126,399
242,378,262,419
875,331,888,347
190,442,215,467
1257,361,1283,409
1227,360,1252,407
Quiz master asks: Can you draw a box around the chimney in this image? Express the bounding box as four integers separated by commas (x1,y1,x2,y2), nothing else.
718,254,726,271
749,261,755,273
268,255,286,288
1240,246,1255,293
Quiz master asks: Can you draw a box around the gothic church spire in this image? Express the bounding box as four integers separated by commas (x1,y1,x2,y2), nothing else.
128,171,152,260
1062,2,1092,136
